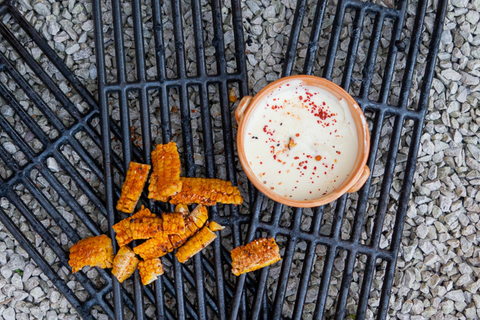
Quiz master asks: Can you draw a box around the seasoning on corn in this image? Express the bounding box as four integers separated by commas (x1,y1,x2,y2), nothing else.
148,142,183,201
133,205,208,260
230,237,281,276
116,162,151,213
112,247,139,283
138,258,164,285
169,177,243,206
112,207,156,247
162,212,185,234
69,235,114,273
176,221,224,263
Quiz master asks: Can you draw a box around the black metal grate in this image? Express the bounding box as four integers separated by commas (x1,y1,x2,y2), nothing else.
0,0,448,319
230,0,448,319
0,2,122,318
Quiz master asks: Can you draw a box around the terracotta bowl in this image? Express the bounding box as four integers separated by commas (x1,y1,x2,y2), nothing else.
235,75,371,208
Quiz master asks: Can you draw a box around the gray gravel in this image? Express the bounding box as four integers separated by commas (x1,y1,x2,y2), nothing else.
0,0,478,319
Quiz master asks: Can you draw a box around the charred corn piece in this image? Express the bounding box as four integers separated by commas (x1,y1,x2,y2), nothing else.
231,237,281,276
112,247,139,283
208,221,225,232
69,235,114,273
134,205,209,259
138,258,164,285
148,142,182,201
116,162,151,213
133,233,173,260
176,222,223,263
169,178,243,206
129,217,164,239
113,207,156,247
162,212,185,234
175,204,189,217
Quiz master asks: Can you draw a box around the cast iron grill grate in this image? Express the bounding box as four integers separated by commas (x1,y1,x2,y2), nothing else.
0,0,448,319
230,0,448,319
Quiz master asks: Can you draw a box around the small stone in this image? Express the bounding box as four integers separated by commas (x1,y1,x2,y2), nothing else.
418,240,435,254
82,20,94,32
2,308,15,320
442,300,454,314
445,290,465,303
47,158,60,172
466,10,480,24
416,224,429,239
30,287,45,301
47,20,60,36
441,69,461,81
439,196,452,212
65,43,80,55
32,0,51,16
3,142,17,154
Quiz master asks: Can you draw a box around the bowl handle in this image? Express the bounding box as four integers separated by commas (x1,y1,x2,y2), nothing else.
347,165,370,193
235,96,253,123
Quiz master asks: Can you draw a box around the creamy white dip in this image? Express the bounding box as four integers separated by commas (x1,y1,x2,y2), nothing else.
244,80,358,201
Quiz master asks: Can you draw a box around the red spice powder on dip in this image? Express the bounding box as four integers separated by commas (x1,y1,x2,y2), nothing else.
243,80,358,201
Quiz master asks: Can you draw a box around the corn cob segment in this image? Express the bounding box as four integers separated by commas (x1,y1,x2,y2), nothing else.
116,162,151,213
138,258,164,285
176,222,223,263
175,204,189,217
231,237,281,276
162,212,185,234
112,207,156,247
69,235,114,273
129,216,164,239
112,247,139,283
148,142,183,201
133,205,208,259
133,233,173,260
169,178,243,206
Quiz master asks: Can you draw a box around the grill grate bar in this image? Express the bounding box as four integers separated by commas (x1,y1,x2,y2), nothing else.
378,2,408,105
322,0,347,80
0,59,52,145
358,12,385,100
131,0,147,82
0,144,18,174
272,207,303,318
0,25,82,123
111,0,127,84
102,74,246,92
282,0,307,77
398,0,428,109
52,146,107,216
341,7,366,90
0,111,37,160
0,205,96,319
303,0,328,75
291,208,325,318
5,189,114,314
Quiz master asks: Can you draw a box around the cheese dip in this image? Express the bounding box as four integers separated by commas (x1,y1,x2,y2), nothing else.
244,80,359,201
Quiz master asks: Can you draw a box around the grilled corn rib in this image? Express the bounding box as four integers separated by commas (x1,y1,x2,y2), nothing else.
162,212,185,234
112,247,139,283
176,221,224,263
169,178,243,206
148,142,182,201
116,162,151,213
230,237,281,276
112,207,156,247
69,235,114,273
138,258,164,285
133,205,208,260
